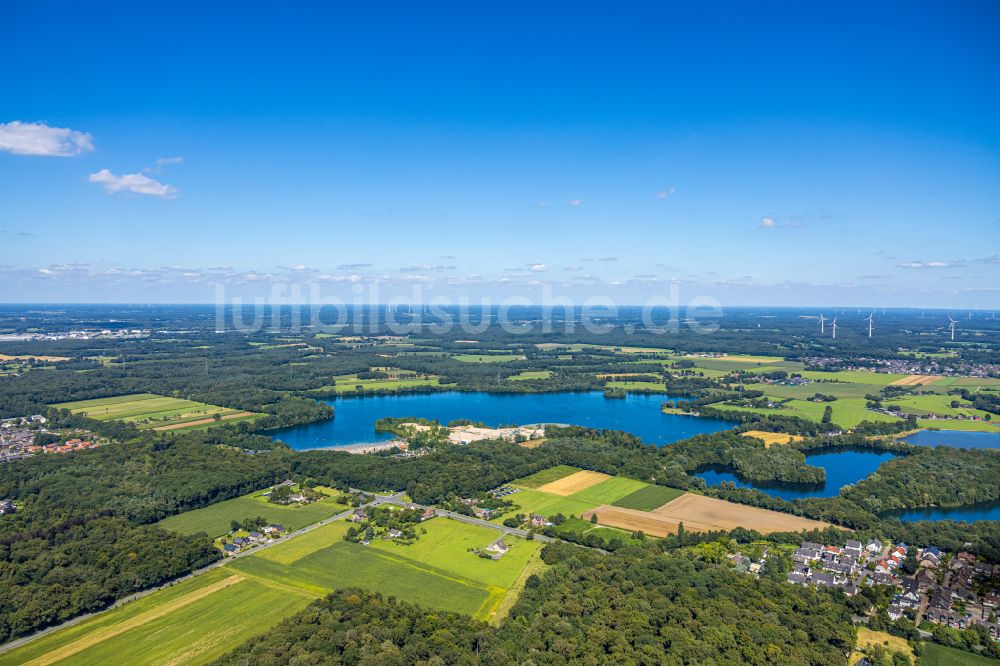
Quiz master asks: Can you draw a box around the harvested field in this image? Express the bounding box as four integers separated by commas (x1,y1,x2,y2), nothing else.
653,494,832,533
582,505,710,537
584,494,833,536
889,374,941,386
537,470,609,496
740,430,805,447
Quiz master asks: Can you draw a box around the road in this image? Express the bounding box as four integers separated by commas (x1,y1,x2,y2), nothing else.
0,489,580,656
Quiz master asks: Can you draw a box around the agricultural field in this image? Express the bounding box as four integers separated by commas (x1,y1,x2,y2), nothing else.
886,393,993,419
583,493,832,537
157,487,351,538
714,397,898,429
50,393,259,431
0,568,313,666
605,380,666,392
0,517,543,665
452,353,524,363
612,484,686,511
310,373,443,394
740,430,805,447
0,353,70,362
508,370,552,381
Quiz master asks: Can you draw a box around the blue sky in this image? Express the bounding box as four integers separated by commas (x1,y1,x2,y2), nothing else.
1,1,998,306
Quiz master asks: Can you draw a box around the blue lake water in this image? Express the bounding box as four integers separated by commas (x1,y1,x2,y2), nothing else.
272,391,731,450
695,448,900,501
883,501,1000,523
903,429,1000,450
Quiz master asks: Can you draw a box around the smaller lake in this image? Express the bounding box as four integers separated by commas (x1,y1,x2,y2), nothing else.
883,500,1000,523
903,429,1000,450
271,391,731,450
695,449,899,501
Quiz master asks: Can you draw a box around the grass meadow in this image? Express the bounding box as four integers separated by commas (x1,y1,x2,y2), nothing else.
157,488,350,538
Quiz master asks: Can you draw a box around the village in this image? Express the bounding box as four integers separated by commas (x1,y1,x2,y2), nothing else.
0,415,101,464
732,537,1000,641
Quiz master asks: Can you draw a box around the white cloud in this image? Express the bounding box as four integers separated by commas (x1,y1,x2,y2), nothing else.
567,199,582,207
89,169,178,199
656,187,676,199
759,216,776,228
0,120,94,157
528,263,547,272
156,156,183,165
898,260,956,269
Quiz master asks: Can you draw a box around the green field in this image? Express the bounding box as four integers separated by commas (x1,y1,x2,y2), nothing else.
311,373,442,394
157,488,351,538
508,370,552,381
0,568,314,666
606,380,666,391
916,418,999,433
918,642,999,665
0,517,542,665
515,465,580,488
500,468,674,521
887,393,993,419
453,354,523,363
51,393,259,431
612,484,686,510
714,397,898,429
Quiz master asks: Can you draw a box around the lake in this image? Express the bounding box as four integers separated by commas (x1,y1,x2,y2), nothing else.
903,429,1000,450
694,448,900,501
271,391,731,450
883,500,1000,523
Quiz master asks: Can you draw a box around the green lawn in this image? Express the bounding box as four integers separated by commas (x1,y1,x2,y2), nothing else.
612,484,686,510
157,488,351,538
919,642,999,665
453,354,524,363
568,475,650,506
515,465,581,488
714,397,898,429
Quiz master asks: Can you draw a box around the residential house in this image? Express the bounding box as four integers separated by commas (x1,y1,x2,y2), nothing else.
486,539,509,560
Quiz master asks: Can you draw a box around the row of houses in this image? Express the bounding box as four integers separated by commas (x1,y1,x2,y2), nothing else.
221,524,286,555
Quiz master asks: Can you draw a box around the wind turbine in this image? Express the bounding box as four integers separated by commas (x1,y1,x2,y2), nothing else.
831,317,838,339
865,312,874,338
947,316,957,341
818,314,827,334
